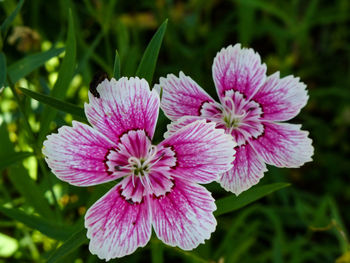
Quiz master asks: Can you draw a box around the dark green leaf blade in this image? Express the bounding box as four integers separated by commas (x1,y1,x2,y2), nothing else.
48,227,88,263
136,19,167,84
7,48,65,84
215,183,290,216
0,151,33,171
1,0,24,36
113,49,121,79
19,88,86,120
38,10,77,143
0,52,6,90
0,206,74,241
0,124,54,219
8,165,56,220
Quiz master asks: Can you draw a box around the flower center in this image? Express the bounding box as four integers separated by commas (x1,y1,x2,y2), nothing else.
105,130,177,202
128,157,151,177
124,145,159,185
221,97,247,129
222,111,246,128
132,159,149,176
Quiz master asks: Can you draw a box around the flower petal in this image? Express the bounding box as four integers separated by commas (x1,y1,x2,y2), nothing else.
164,116,205,138
219,143,267,195
85,183,152,260
85,77,159,142
250,122,314,167
212,44,267,101
150,178,216,250
155,71,215,121
253,72,309,121
160,120,236,184
43,121,119,186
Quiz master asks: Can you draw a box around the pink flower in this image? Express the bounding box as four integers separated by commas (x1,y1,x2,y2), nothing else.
155,44,314,195
43,77,235,260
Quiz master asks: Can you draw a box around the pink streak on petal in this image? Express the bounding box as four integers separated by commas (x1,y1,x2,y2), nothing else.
164,116,206,138
151,146,177,169
148,171,174,197
43,121,119,186
85,77,159,143
155,71,215,121
200,101,223,119
146,146,176,197
85,183,151,260
120,176,146,203
251,122,314,167
253,72,309,121
119,130,152,159
150,178,216,250
161,120,236,184
212,44,267,101
219,143,267,195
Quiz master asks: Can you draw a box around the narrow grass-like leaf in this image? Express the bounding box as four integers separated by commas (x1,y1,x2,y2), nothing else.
0,123,14,154
8,165,55,220
7,48,65,83
237,2,255,45
75,31,104,75
0,151,33,171
234,0,292,26
19,88,86,120
136,20,167,84
113,49,121,79
215,183,290,216
0,0,24,36
48,227,87,263
38,10,76,143
0,52,6,90
0,124,54,219
0,206,74,241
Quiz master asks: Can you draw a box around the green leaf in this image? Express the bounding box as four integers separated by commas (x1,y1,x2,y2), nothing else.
234,0,292,26
1,0,24,37
38,10,76,143
75,31,104,75
0,151,33,171
7,48,65,83
19,88,86,120
48,227,87,263
0,52,6,90
214,183,290,216
113,49,121,79
0,123,14,154
0,206,74,241
0,124,53,219
8,165,55,220
135,19,167,84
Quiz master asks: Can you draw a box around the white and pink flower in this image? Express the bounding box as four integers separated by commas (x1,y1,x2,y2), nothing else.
43,77,235,260
156,44,314,195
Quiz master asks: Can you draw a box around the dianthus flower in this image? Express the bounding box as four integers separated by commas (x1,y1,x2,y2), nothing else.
156,44,314,195
43,77,235,260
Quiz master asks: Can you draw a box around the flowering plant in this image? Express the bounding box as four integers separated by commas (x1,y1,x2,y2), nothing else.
43,77,235,259
156,44,313,195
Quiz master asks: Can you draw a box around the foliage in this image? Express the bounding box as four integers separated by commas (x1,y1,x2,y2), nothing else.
0,0,349,262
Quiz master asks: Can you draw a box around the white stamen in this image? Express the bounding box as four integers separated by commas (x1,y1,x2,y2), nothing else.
221,97,248,129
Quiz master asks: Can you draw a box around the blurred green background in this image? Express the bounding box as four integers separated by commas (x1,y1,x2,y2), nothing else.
1,0,349,262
